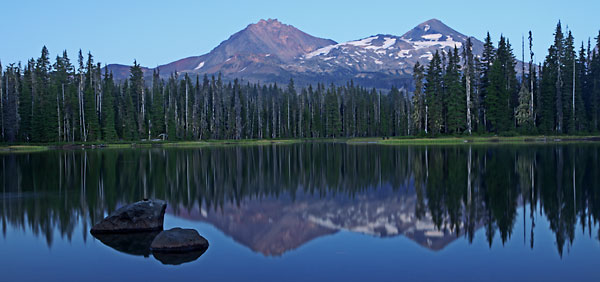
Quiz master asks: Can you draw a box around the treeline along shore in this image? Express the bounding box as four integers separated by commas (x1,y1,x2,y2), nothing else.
1,22,599,143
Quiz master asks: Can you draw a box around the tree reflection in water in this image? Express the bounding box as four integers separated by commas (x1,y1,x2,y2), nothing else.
1,143,599,256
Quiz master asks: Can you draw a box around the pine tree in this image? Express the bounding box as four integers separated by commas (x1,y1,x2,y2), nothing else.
130,60,145,139
540,23,566,133
574,42,587,132
563,31,577,133
101,68,118,141
150,69,165,138
487,58,509,133
32,46,56,142
2,64,20,142
19,61,34,141
425,51,444,134
166,75,178,140
445,46,466,134
325,85,341,137
591,32,600,131
52,51,74,142
480,32,496,130
516,83,532,129
0,61,4,141
554,22,565,133
83,52,100,141
412,62,426,133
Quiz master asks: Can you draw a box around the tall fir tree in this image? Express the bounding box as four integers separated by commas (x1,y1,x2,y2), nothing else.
480,32,496,130
425,51,444,134
412,62,426,133
445,46,466,134
130,60,145,139
83,52,100,141
101,68,118,141
325,85,341,137
150,69,165,138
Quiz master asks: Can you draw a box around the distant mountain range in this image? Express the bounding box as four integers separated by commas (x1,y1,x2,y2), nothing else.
106,18,486,90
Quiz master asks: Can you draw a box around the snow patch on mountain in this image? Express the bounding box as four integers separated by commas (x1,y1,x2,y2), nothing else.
194,61,205,70
305,45,338,59
305,36,398,59
421,33,442,40
420,52,433,60
405,35,462,50
379,37,397,49
398,50,412,58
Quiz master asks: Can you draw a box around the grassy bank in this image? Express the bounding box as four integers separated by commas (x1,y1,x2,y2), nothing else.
160,139,302,147
0,135,598,151
0,145,49,153
348,135,600,145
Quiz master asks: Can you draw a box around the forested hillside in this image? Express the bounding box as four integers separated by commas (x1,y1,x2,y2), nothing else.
1,22,599,142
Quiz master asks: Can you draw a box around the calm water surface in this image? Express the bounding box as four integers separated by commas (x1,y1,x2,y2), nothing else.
1,143,599,281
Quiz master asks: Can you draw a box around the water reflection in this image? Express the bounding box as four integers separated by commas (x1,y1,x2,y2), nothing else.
92,231,159,257
1,143,599,257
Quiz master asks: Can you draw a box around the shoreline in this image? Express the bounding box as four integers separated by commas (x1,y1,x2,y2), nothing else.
1,135,599,152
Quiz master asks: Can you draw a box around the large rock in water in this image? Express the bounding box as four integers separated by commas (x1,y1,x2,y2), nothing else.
150,228,209,253
91,199,167,234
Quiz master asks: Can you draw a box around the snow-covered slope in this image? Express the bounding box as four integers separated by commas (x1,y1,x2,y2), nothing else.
292,19,484,77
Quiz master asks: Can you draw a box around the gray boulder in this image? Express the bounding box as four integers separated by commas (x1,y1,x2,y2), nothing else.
150,228,209,253
91,199,167,234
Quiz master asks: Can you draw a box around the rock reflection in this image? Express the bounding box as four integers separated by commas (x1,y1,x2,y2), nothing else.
1,143,600,257
152,249,207,265
92,231,207,265
92,231,160,257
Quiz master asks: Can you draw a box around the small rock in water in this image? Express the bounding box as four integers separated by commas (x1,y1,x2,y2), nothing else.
90,199,167,234
150,228,209,253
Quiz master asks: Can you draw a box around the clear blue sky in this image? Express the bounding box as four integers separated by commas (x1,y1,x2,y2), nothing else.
1,0,598,67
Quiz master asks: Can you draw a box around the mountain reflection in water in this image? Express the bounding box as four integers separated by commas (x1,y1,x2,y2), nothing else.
1,143,599,258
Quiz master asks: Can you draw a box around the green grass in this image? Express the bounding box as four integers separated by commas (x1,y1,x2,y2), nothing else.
0,145,49,153
162,139,302,147
1,135,598,151
354,135,600,145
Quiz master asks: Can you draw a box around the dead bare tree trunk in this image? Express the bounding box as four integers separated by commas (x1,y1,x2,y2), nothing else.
465,38,473,135
57,87,61,142
572,58,575,128
79,72,86,141
185,80,189,137
1,64,4,141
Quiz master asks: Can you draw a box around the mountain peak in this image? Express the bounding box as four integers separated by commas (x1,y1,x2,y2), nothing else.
416,19,449,31
402,18,466,42
224,19,336,62
246,18,293,35
250,18,286,30
421,18,443,25
256,18,282,26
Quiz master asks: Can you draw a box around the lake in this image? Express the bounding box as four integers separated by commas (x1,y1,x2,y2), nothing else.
1,143,599,281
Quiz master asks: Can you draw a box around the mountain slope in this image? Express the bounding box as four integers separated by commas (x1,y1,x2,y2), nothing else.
106,19,489,90
293,19,484,78
107,19,335,78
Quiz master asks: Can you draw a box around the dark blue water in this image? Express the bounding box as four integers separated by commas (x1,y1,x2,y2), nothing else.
1,143,599,281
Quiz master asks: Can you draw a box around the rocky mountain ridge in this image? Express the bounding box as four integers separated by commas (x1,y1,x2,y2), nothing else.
106,18,487,90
